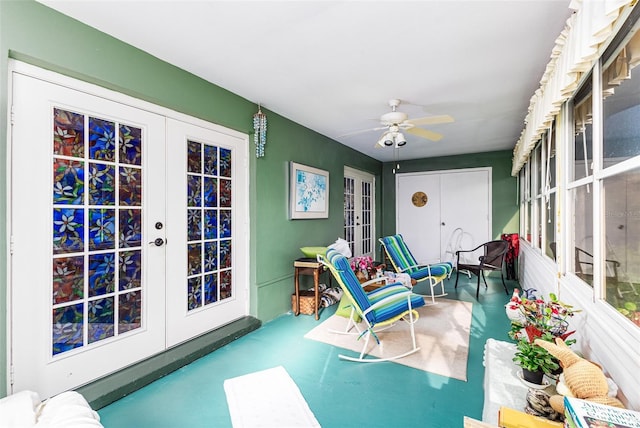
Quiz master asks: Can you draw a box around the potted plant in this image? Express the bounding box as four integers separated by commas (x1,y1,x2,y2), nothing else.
507,289,579,344
512,338,559,385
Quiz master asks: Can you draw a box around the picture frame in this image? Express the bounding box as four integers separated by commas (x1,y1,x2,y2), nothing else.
289,162,329,219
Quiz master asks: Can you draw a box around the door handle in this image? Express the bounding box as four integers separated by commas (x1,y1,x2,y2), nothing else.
149,238,165,246
441,222,445,226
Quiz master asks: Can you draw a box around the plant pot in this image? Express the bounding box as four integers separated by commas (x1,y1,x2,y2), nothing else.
522,368,545,385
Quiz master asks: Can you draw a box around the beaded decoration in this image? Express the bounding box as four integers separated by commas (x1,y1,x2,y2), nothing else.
253,105,267,158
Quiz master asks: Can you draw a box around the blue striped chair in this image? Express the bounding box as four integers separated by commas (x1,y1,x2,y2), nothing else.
379,234,452,304
317,248,425,362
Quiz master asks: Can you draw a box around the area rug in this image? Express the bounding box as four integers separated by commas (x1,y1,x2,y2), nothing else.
224,366,321,428
304,298,473,381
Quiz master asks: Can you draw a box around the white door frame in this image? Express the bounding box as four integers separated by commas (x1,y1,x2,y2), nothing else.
344,166,376,257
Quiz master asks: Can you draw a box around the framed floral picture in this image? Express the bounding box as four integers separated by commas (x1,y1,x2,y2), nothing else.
289,162,329,219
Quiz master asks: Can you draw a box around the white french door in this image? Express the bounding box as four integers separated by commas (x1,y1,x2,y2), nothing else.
8,62,248,398
344,167,375,258
165,119,248,347
396,168,491,264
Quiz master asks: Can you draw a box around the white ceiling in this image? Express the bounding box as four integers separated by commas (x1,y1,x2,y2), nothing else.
39,0,573,162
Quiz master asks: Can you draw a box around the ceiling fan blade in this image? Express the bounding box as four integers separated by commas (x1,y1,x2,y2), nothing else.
338,126,386,138
406,127,444,141
407,114,454,126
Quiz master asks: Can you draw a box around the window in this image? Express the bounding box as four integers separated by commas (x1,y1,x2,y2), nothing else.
519,18,640,331
600,28,640,325
569,81,595,285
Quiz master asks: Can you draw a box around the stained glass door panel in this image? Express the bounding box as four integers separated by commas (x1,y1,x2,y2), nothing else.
52,108,144,354
10,69,166,398
165,118,248,348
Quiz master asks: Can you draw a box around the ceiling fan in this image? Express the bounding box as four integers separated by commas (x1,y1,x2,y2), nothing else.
343,99,454,148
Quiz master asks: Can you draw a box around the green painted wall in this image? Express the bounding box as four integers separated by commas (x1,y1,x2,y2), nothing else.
0,0,381,397
380,150,519,240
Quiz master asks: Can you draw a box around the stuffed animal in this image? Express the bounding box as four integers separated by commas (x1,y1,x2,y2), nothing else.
533,338,625,414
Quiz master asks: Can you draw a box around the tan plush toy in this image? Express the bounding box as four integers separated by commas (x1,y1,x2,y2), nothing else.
533,337,625,414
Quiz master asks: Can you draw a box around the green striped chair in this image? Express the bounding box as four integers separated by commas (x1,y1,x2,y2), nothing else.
317,248,425,362
379,234,452,304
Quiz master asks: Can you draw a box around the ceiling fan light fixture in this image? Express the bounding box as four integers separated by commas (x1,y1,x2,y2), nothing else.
395,132,407,147
382,132,394,146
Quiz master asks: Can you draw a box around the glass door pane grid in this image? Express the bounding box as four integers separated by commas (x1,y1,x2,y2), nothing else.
51,107,143,357
344,177,355,255
186,141,233,312
361,181,372,255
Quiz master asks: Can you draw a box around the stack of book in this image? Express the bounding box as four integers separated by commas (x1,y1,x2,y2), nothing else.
564,397,640,428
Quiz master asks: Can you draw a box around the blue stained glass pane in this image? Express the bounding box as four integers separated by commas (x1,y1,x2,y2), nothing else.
53,208,84,254
119,209,142,248
89,117,116,161
220,148,231,177
52,303,84,355
53,159,84,205
88,163,115,205
204,209,217,239
188,209,202,241
89,209,115,251
88,297,114,343
119,124,142,166
203,177,217,207
204,241,218,272
220,209,231,238
188,175,202,207
204,145,217,175
204,273,217,305
119,250,141,291
89,253,115,296
188,277,202,311
188,243,202,275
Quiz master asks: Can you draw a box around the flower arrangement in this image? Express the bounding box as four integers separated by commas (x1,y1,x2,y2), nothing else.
506,288,580,345
350,256,374,279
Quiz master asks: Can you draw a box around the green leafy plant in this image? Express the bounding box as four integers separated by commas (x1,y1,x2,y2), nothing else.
512,338,559,374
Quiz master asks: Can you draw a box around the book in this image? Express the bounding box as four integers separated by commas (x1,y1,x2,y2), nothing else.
498,406,563,428
564,397,640,428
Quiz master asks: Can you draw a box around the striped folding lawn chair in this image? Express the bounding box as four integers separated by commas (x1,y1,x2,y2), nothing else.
379,234,452,304
317,248,425,362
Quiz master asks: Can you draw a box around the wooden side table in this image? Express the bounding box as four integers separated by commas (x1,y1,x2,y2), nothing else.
294,257,330,320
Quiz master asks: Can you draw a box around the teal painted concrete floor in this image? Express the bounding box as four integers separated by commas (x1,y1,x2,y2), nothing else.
98,275,515,427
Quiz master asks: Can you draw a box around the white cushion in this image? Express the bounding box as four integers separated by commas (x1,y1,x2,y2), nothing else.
0,390,40,427
36,391,102,428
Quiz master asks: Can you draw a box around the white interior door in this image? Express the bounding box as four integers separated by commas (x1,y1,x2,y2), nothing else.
9,70,166,398
396,168,491,264
440,169,491,261
165,119,248,347
8,62,249,398
396,173,442,263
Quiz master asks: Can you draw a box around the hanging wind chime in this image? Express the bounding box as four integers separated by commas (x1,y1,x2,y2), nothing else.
253,104,267,158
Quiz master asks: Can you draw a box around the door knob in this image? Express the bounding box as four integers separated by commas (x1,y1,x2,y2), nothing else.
441,222,446,226
149,238,165,246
